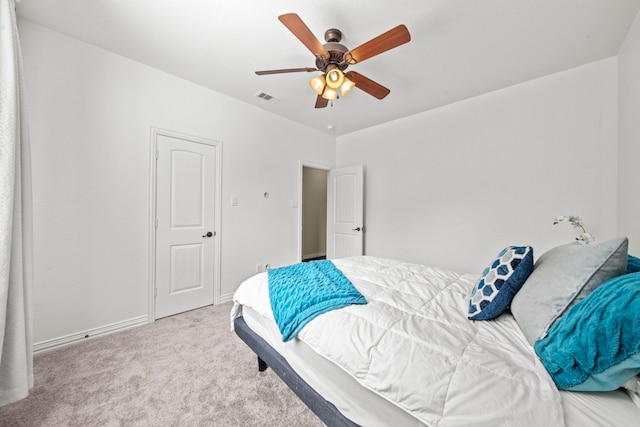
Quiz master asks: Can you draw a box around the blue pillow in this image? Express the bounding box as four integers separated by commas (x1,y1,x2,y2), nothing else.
468,246,534,320
534,272,640,391
627,254,640,274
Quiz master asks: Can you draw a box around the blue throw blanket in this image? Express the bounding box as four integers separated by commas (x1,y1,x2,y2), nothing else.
534,272,640,390
268,260,366,342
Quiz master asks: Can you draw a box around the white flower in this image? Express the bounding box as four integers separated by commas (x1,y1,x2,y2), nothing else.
553,215,569,224
554,215,595,244
576,232,595,245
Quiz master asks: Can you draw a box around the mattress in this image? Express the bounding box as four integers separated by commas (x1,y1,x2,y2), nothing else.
241,306,423,426
232,256,640,426
241,306,639,427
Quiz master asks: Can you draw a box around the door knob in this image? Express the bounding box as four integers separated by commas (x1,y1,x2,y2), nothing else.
203,231,214,238
352,227,361,232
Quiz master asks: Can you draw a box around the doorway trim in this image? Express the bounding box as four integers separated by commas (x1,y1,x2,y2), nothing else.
298,160,333,263
148,127,223,322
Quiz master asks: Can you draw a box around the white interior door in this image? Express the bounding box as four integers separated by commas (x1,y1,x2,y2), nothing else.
327,165,364,259
155,133,217,318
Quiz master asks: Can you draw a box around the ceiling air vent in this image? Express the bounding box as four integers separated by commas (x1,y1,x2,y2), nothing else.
254,91,280,104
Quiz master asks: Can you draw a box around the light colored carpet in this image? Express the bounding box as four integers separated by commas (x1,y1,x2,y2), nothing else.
0,302,324,426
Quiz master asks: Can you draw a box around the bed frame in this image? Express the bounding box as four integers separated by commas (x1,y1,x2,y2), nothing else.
234,316,359,427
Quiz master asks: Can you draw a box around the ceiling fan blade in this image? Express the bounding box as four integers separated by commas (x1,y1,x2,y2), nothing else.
278,13,329,59
255,67,317,75
344,24,411,64
315,95,329,108
345,71,391,100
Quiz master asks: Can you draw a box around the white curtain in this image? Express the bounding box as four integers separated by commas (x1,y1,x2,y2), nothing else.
0,0,34,406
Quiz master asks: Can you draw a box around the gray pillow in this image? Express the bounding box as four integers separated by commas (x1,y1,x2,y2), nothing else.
511,237,628,345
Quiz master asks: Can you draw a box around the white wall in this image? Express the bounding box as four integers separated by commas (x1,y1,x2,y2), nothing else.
337,58,619,273
618,10,640,256
19,20,336,345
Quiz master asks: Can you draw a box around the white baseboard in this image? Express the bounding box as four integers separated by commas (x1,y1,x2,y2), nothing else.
302,252,326,260
33,315,149,355
220,292,234,303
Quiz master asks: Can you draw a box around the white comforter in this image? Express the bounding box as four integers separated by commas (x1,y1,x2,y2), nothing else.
232,256,564,426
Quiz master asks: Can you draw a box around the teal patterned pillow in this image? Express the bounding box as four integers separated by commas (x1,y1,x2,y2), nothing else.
468,246,534,320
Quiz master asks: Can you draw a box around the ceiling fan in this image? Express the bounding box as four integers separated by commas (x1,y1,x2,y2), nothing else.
255,13,411,108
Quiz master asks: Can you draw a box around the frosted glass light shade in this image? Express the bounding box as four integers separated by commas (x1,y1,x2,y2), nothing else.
309,75,326,95
325,69,344,89
322,87,338,100
340,77,355,96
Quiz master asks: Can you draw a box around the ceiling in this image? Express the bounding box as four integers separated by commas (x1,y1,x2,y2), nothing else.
16,0,640,136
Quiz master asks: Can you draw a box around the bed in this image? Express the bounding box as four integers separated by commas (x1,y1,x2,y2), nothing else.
230,243,640,426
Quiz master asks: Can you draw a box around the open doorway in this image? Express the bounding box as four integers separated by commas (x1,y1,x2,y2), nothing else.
301,166,328,261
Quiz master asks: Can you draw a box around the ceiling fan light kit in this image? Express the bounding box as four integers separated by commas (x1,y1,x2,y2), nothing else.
255,13,410,108
310,66,356,100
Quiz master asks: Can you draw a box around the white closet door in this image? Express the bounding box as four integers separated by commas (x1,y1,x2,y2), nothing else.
155,134,217,318
327,165,364,259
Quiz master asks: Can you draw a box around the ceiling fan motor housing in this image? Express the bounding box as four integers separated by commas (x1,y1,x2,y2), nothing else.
316,28,349,71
